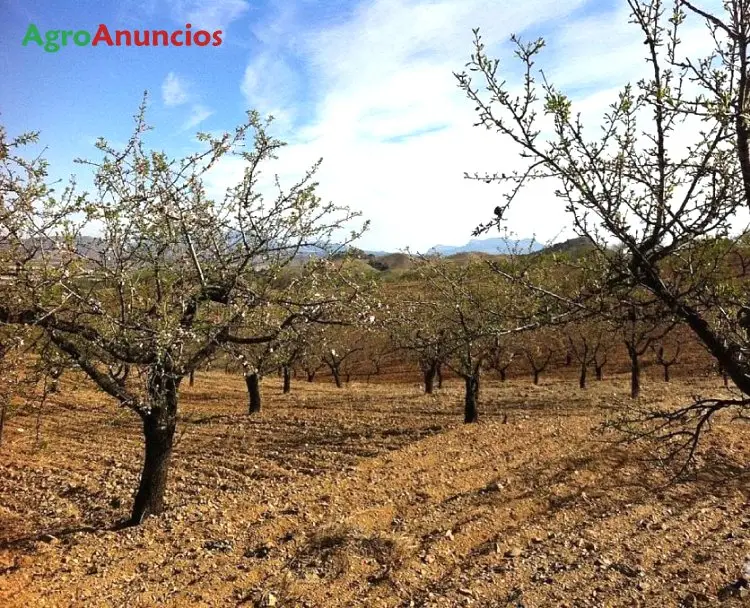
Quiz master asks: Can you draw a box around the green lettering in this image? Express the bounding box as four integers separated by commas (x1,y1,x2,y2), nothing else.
73,30,91,46
44,30,60,53
21,23,43,47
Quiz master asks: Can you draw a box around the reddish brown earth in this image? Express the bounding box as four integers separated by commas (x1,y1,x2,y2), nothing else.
1,372,750,607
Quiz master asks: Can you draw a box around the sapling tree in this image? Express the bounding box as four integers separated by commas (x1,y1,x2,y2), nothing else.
520,328,559,386
565,321,609,389
486,334,516,382
232,265,367,409
230,302,300,413
321,327,364,388
0,103,365,523
411,256,535,422
385,283,451,394
316,258,381,387
428,259,491,422
650,323,690,382
652,341,681,382
616,294,678,399
296,328,327,383
360,332,393,384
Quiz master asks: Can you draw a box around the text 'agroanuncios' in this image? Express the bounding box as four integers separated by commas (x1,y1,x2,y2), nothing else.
22,23,223,53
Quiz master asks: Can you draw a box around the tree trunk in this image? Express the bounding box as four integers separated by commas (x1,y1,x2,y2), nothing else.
533,369,540,385
595,365,603,381
628,347,640,399
436,363,443,389
189,369,194,387
282,366,291,394
463,375,479,423
424,361,437,394
130,414,176,524
307,371,316,383
246,373,261,413
130,372,179,525
565,352,572,366
663,364,670,383
579,362,587,389
499,367,507,382
332,366,342,388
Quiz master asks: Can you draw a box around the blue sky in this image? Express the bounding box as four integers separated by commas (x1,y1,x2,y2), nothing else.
0,0,725,251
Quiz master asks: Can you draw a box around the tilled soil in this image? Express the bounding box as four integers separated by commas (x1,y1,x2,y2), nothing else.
1,372,749,607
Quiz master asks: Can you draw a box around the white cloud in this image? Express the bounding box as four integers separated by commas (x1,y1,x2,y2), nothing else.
161,72,215,133
217,0,736,251
241,53,299,134
230,0,591,251
182,104,214,130
162,72,189,107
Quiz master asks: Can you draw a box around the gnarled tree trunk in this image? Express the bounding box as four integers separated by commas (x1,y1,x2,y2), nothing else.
282,365,291,394
130,371,179,525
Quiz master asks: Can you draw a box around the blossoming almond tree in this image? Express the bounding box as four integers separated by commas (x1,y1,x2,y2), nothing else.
0,101,366,524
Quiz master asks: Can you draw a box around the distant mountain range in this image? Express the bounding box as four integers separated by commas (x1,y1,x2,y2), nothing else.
25,234,586,267
425,237,542,256
360,236,596,259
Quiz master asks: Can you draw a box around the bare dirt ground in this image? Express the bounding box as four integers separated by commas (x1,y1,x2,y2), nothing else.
1,372,750,607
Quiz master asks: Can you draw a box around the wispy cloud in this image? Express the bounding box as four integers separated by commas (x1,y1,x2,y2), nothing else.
182,104,214,130
162,72,189,107
162,72,214,132
241,53,300,135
